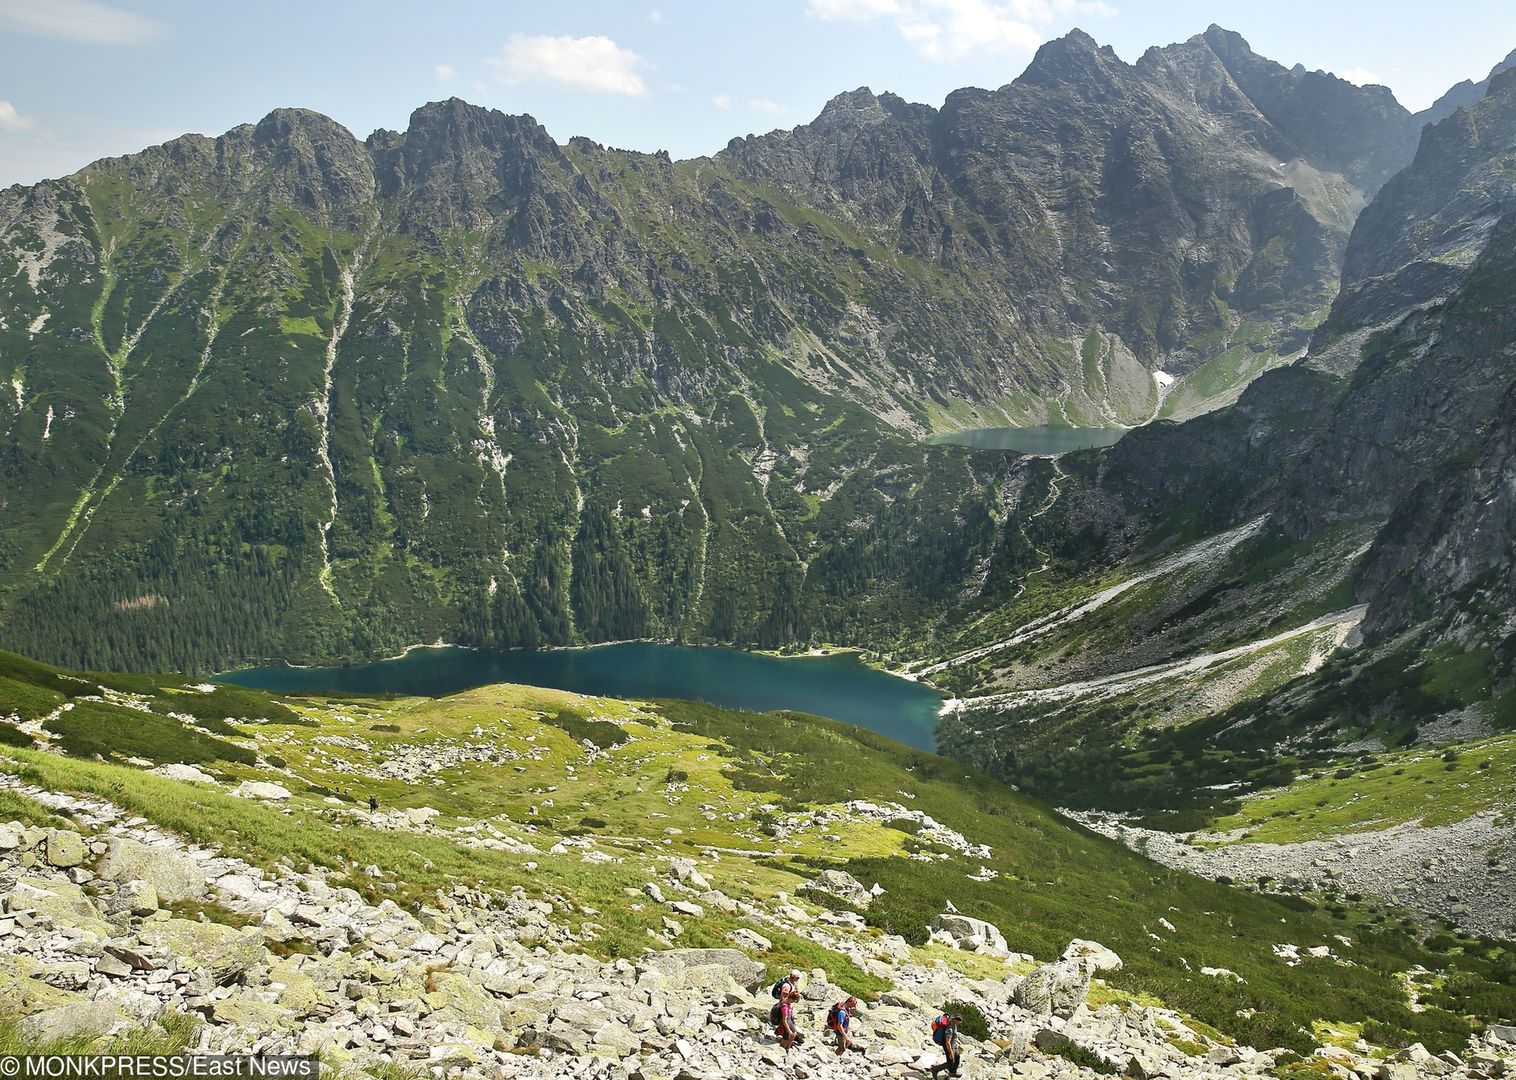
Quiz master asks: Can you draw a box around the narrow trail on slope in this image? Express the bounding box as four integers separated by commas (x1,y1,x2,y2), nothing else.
949,605,1366,715
913,516,1268,677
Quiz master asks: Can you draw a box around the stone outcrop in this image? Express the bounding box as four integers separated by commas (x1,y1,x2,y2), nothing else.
930,913,1009,954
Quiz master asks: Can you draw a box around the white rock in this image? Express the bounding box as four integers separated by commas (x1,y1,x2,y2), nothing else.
150,763,217,784
231,781,292,801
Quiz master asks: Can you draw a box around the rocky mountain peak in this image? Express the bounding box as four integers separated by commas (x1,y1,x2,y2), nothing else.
1198,24,1254,63
1016,27,1124,87
242,107,374,220
249,106,357,148
1418,46,1516,127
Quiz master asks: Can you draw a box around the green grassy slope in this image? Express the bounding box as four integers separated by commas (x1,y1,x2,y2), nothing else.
0,648,1511,1056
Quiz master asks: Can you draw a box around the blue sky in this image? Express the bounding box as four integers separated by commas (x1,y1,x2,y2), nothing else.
2,0,1514,188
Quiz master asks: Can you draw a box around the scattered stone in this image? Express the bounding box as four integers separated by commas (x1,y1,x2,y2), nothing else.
728,928,771,951
44,829,86,868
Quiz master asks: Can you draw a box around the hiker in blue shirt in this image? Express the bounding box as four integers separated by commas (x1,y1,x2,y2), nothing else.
826,995,862,1056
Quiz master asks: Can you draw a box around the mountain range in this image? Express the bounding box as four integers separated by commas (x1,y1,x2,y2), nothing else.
3,21,1516,1068
4,26,1500,675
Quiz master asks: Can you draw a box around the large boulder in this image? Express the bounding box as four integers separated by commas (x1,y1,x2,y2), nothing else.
96,837,207,903
930,913,1009,954
150,763,217,784
641,948,765,993
423,970,504,1029
231,781,291,801
1013,958,1093,1018
139,918,265,983
5,877,111,935
1061,939,1123,973
806,869,873,908
20,999,119,1044
525,1000,642,1057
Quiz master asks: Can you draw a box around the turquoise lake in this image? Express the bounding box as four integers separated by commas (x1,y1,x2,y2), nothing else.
927,425,1129,453
220,644,945,751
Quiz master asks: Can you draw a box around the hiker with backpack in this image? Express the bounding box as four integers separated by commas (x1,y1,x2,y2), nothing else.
768,971,804,1049
771,989,803,1048
826,995,862,1056
929,1013,963,1077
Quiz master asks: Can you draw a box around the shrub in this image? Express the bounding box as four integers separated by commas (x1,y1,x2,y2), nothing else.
1049,1041,1119,1074
941,1000,989,1041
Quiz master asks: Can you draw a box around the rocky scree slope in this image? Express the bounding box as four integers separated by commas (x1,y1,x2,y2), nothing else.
1,648,1513,1071
0,27,1421,673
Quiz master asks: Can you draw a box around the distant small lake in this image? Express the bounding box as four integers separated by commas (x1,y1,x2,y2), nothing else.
220,644,945,751
927,425,1129,453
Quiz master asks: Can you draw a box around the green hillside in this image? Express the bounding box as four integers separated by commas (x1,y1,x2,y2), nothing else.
0,648,1511,1057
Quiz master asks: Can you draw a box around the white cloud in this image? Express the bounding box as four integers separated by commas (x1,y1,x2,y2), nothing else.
810,0,1115,62
0,100,35,132
808,0,903,18
1337,66,1384,88
712,93,734,110
0,0,165,45
647,7,665,22
488,34,649,96
435,63,456,81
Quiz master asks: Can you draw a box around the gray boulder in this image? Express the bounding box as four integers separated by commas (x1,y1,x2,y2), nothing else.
1013,958,1093,1018
641,948,765,993
44,829,87,869
21,1000,119,1044
139,918,265,983
806,869,872,908
930,913,1008,953
1061,938,1123,972
231,781,291,801
96,838,206,903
